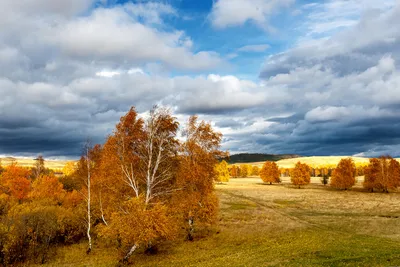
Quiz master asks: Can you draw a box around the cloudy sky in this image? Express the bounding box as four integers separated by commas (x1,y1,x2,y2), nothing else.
1,0,400,158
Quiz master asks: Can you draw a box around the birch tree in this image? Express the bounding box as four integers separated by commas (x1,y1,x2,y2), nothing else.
98,106,179,262
173,116,225,241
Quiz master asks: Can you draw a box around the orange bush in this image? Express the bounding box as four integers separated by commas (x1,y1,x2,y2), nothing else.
330,158,356,190
290,162,311,188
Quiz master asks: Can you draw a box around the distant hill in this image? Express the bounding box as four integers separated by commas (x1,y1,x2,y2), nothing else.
0,157,69,170
224,153,300,164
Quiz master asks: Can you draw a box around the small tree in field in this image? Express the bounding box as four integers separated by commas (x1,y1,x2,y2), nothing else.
321,174,329,185
215,160,230,183
364,158,380,192
330,158,356,190
260,161,280,184
290,162,311,188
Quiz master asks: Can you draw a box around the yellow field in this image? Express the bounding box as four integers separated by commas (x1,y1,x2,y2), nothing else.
235,156,400,169
0,157,70,171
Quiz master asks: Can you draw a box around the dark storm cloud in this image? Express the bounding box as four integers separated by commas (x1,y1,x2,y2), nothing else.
242,4,400,157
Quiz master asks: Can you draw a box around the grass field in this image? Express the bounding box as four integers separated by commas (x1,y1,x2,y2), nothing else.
34,176,400,267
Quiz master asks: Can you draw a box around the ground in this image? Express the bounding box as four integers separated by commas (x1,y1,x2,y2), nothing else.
33,176,400,267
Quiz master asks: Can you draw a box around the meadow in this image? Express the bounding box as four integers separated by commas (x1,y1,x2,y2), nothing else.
35,176,400,267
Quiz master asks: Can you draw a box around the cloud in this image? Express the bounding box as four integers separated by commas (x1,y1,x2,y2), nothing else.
0,70,271,156
210,0,294,30
48,7,222,71
238,44,270,53
1,0,400,158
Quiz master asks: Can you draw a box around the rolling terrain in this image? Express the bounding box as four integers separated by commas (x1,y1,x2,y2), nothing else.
0,157,70,170
238,156,400,169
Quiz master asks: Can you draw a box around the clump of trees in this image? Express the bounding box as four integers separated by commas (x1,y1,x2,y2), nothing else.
228,164,259,178
215,161,230,183
330,158,356,190
290,162,311,188
363,156,400,193
260,161,280,184
251,165,260,176
0,106,224,265
240,164,250,177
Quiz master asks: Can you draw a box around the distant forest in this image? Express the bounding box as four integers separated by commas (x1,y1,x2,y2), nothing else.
224,153,300,164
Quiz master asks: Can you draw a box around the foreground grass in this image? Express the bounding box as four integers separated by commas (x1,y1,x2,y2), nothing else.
35,178,400,267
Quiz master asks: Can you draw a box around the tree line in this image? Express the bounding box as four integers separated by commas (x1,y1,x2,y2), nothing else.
0,106,225,265
254,157,400,191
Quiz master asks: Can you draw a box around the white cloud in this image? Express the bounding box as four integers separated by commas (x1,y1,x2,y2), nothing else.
210,0,294,30
49,7,222,71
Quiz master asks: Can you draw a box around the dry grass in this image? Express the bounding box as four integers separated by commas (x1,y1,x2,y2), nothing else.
34,176,400,266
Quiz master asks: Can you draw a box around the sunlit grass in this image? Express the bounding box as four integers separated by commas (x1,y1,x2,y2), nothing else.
0,157,70,170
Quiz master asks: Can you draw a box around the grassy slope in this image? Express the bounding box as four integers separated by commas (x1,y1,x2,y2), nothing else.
241,156,400,169
35,177,400,267
0,157,70,170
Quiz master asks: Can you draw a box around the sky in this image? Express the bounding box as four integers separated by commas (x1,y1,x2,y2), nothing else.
0,0,400,158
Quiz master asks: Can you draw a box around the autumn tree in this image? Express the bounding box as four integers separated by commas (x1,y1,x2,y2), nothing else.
0,164,31,202
330,158,356,190
251,165,260,176
215,160,230,183
240,164,249,178
388,159,400,189
230,165,239,178
98,106,180,262
173,115,224,241
62,161,77,176
33,155,45,179
290,162,311,188
29,174,65,204
74,142,103,254
260,161,280,184
364,156,400,192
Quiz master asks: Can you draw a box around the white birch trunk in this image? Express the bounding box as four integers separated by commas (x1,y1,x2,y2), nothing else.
122,244,139,262
86,146,92,254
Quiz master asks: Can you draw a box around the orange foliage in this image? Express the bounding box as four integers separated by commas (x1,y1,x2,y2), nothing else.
251,165,260,176
230,165,239,178
30,174,65,204
330,158,356,190
290,162,311,188
1,164,31,201
260,161,280,184
364,156,400,192
173,116,224,240
239,164,250,177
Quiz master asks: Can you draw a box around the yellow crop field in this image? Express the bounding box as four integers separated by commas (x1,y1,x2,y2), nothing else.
0,157,71,171
233,156,400,169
